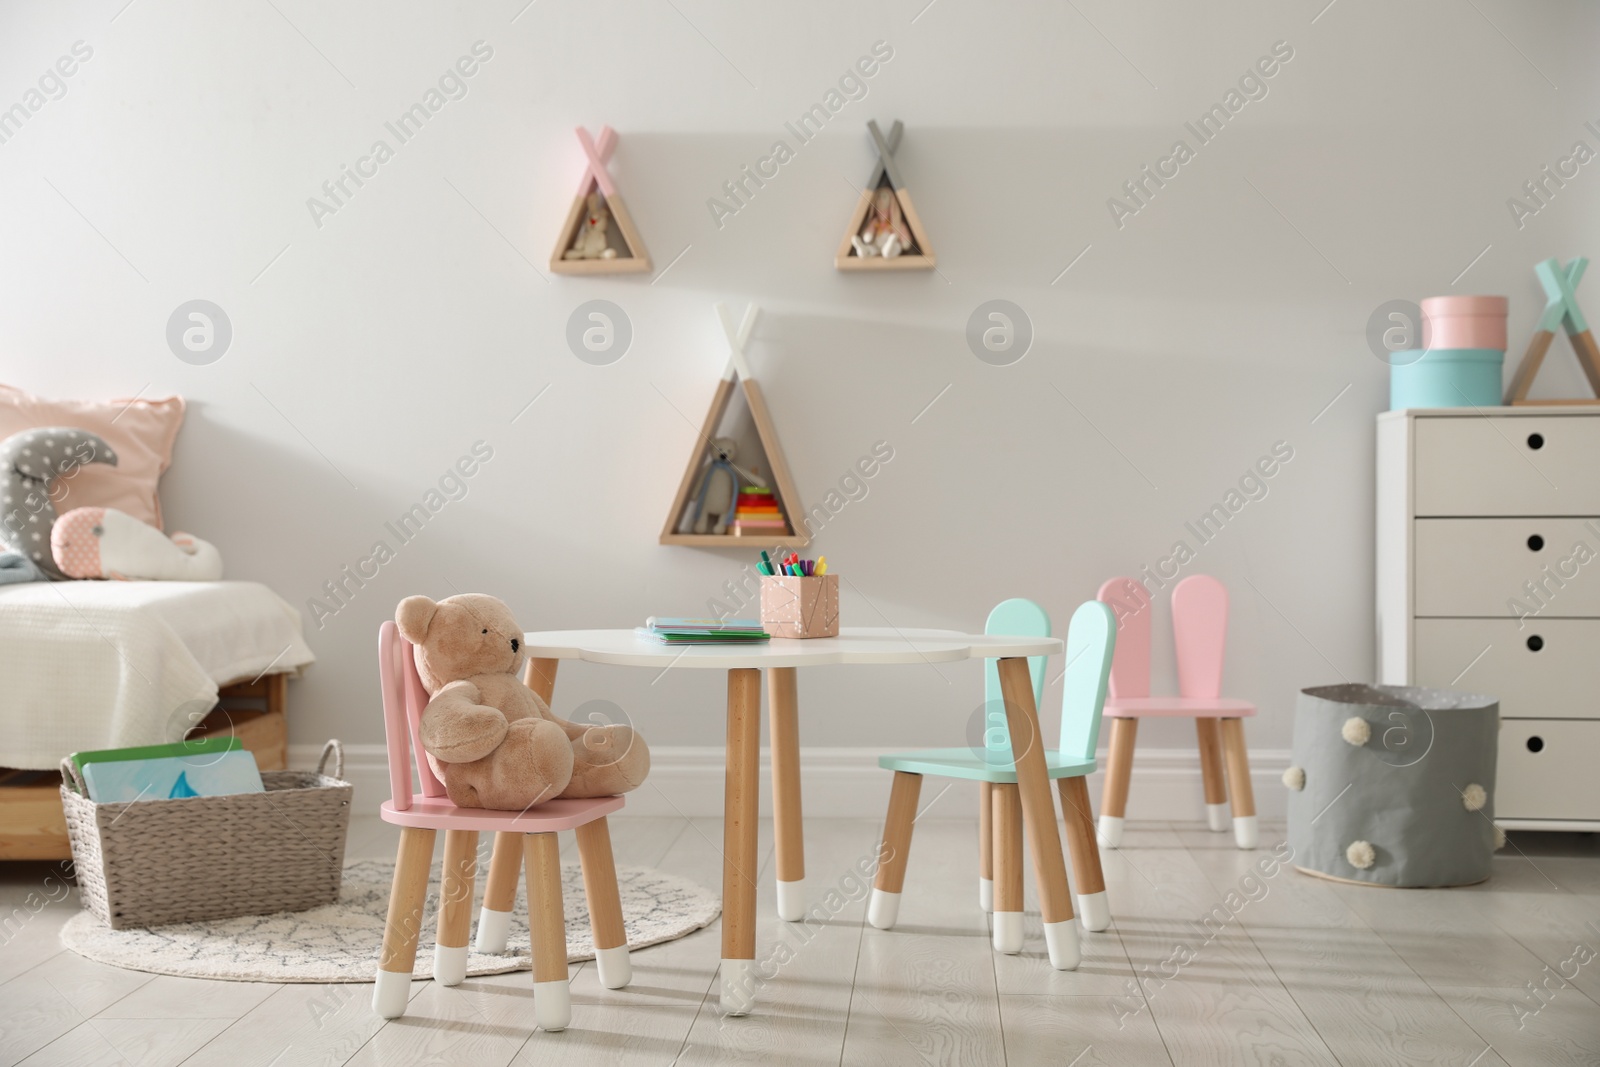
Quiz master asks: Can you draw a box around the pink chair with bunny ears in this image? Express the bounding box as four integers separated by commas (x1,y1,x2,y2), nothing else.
373,621,631,1029
1095,575,1258,850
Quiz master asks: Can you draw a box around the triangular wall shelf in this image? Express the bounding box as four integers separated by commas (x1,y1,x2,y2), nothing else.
835,119,937,272
1505,256,1600,405
549,125,652,275
660,303,809,547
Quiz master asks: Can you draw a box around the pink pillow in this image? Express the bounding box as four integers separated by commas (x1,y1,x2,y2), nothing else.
0,385,184,530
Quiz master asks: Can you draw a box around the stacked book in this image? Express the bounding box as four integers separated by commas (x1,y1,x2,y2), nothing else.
731,486,788,535
638,617,770,644
69,737,265,802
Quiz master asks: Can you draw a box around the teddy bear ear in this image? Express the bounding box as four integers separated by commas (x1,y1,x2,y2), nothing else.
395,596,438,643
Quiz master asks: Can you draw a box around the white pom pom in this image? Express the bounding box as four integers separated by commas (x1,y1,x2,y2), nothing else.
1341,717,1371,746
1494,825,1507,850
1282,766,1306,791
1461,783,1487,812
1346,840,1376,870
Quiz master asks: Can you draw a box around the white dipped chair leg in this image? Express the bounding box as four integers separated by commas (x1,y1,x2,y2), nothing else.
1097,814,1124,849
1077,890,1111,933
867,888,900,931
534,979,571,1032
1043,920,1081,971
978,876,993,913
1206,803,1229,832
992,911,1024,955
474,906,513,954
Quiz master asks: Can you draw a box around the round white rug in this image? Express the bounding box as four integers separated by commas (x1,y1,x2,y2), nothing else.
60,859,719,983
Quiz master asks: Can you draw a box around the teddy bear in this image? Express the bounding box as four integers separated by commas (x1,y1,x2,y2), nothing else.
395,593,650,810
563,191,619,261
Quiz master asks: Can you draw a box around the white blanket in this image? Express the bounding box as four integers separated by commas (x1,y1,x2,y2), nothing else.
0,581,315,769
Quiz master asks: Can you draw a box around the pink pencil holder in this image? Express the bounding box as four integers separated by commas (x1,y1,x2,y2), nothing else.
760,574,839,639
1421,295,1508,351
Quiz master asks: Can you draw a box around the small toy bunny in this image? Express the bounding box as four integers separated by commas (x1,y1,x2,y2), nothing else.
852,187,912,259
564,192,619,260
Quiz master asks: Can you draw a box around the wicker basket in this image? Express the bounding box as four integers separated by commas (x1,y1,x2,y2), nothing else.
61,740,352,929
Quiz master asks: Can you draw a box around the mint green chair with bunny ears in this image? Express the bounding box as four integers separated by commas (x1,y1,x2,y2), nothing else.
867,599,1118,969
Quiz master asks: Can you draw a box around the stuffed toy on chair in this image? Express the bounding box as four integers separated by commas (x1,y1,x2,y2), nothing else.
52,506,223,581
395,593,651,811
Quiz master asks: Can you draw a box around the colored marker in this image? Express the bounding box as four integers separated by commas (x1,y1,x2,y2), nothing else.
815,556,827,575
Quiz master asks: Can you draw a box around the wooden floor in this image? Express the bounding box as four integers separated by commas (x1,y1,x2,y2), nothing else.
2,814,1598,1066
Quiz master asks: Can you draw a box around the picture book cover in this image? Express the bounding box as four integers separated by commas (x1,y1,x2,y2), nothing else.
81,749,264,803
71,736,242,779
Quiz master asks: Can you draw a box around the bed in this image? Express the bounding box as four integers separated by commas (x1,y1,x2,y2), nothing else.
0,580,315,859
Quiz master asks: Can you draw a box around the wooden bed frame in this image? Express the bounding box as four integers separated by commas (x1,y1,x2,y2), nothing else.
0,674,290,860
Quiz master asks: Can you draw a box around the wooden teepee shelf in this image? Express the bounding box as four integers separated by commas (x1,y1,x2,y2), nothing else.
835,120,936,272
660,303,808,548
1505,257,1600,405
549,125,651,276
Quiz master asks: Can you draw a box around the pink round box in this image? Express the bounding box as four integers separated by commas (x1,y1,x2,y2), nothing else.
1421,295,1508,351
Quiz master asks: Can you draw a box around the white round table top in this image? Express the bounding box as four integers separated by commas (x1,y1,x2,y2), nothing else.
519,626,1062,669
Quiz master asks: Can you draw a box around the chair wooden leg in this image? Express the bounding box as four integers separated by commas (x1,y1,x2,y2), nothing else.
576,816,631,989
373,826,435,1019
1058,777,1109,932
1099,717,1138,849
720,667,762,1016
524,831,571,1031
1220,718,1258,849
997,656,1078,970
978,780,994,913
1196,718,1229,831
768,666,806,922
991,783,1024,954
475,831,523,953
868,771,922,930
434,828,478,986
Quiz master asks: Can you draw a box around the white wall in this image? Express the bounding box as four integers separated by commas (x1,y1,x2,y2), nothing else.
4,1,1599,793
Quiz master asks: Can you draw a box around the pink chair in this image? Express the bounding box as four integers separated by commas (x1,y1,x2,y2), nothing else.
1095,575,1258,850
374,620,631,1028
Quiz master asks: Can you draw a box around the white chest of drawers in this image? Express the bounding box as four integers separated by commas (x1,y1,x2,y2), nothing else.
1377,407,1600,830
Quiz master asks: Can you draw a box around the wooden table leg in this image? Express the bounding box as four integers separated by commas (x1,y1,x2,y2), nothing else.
434,828,478,986
978,780,994,913
1058,777,1109,932
373,825,435,1018
721,667,762,1015
522,657,560,705
576,816,632,989
1220,718,1258,849
1196,717,1229,832
991,782,1024,954
997,656,1079,970
868,770,921,930
1099,717,1138,848
768,666,806,922
525,831,571,1031
475,831,523,952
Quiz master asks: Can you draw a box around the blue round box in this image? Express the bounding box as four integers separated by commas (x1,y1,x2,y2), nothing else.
1389,348,1504,410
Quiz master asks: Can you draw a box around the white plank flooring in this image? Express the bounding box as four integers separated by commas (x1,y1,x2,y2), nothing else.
2,815,1597,1066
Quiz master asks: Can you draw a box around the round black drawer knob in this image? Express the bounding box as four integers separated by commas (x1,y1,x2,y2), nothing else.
1527,635,1544,651
1526,736,1544,753
1528,433,1545,450
1528,534,1545,551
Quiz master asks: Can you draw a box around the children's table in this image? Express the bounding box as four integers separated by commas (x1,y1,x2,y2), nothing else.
518,626,1066,1016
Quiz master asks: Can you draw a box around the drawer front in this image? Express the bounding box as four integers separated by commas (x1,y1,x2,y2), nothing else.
1496,719,1600,821
1414,415,1600,516
1414,518,1600,618
1413,619,1600,719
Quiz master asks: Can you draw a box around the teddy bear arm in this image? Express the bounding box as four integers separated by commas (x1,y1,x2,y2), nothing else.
419,681,509,764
